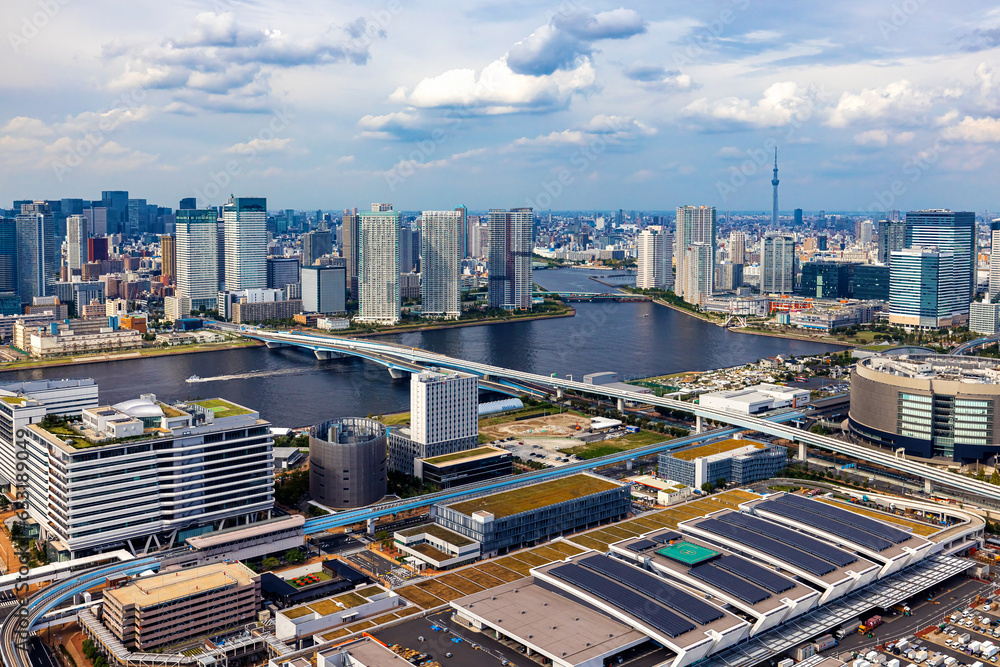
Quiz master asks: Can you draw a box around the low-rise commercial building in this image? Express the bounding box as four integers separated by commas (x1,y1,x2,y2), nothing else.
394,522,482,569
414,445,512,489
101,562,259,651
434,473,629,556
658,438,787,488
13,318,142,357
275,585,400,644
699,383,810,415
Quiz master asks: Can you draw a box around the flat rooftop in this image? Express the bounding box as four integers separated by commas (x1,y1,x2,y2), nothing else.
282,586,386,620
861,354,1000,383
453,579,649,665
105,562,256,608
422,446,507,466
670,439,765,462
396,522,475,547
188,398,253,417
446,474,622,519
186,514,304,549
657,541,720,566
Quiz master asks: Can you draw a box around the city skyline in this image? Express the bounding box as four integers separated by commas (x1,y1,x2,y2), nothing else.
2,1,1000,210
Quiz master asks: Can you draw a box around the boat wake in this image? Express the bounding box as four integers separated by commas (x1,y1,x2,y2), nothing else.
187,368,322,383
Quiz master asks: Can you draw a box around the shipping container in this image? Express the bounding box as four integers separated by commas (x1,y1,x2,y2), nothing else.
795,644,817,662
815,635,838,652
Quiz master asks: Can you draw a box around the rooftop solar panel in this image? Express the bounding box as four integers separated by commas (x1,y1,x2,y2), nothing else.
775,494,910,543
714,555,795,593
628,539,659,552
756,500,894,552
689,563,771,605
549,563,697,637
652,530,683,543
697,518,836,576
580,554,725,625
720,512,858,567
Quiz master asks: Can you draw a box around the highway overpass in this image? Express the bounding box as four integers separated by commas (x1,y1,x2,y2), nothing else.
247,329,1000,505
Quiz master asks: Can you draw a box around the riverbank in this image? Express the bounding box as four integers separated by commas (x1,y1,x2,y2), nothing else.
342,307,576,338
0,339,264,373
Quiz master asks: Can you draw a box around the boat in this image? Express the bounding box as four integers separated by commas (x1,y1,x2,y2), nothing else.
186,375,201,383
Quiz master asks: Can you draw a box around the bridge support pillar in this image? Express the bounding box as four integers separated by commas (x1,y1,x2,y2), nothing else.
695,416,704,434
556,388,564,400
626,459,633,471
798,442,807,461
388,368,408,379
925,478,933,495
617,398,625,413
314,350,342,359
367,518,376,535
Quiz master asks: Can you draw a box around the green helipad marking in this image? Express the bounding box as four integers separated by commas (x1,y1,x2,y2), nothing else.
657,541,720,565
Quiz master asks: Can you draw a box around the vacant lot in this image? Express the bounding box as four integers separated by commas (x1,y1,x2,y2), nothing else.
558,429,671,459
480,411,589,440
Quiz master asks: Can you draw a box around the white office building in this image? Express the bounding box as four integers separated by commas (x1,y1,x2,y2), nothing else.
990,220,1000,299
0,378,99,492
66,214,89,272
421,210,462,319
682,242,714,307
357,210,401,325
302,265,346,314
223,196,267,291
637,228,673,290
176,209,220,310
728,231,746,265
971,295,1000,335
23,395,273,558
760,232,795,294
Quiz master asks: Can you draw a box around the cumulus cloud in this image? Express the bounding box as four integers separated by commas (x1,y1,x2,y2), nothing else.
623,62,695,92
827,80,963,128
105,12,378,113
356,111,425,140
389,58,597,115
507,8,647,76
942,116,1000,142
503,114,655,152
224,137,295,154
682,82,817,129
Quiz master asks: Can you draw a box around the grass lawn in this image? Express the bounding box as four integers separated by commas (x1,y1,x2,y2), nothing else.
381,411,410,426
558,429,671,460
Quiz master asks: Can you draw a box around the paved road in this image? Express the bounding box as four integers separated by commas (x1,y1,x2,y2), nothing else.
344,550,397,579
313,534,364,556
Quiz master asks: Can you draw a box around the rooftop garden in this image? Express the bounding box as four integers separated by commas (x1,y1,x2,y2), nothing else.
0,396,27,405
423,446,501,465
448,474,619,518
397,523,475,547
189,398,252,418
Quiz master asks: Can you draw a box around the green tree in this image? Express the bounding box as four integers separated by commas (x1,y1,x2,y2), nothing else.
978,469,987,482
716,478,727,490
991,470,1000,485
262,556,280,570
701,482,715,493
284,549,304,564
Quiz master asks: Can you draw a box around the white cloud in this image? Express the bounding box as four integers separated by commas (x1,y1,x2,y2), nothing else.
716,146,743,157
682,82,816,128
942,116,1000,142
853,129,888,146
827,80,962,128
503,115,656,152
224,137,295,154
338,155,355,164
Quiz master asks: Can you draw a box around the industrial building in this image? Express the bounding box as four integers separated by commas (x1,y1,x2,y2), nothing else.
309,418,387,508
394,522,482,570
100,562,259,651
850,354,1000,461
433,473,630,556
658,438,788,488
23,395,274,559
699,383,810,415
414,445,512,489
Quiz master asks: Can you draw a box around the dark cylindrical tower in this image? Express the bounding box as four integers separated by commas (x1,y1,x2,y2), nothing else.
309,417,387,508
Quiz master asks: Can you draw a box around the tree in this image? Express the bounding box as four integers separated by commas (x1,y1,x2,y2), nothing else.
262,556,280,570
991,470,1000,486
284,549,304,564
701,482,715,493
716,478,727,490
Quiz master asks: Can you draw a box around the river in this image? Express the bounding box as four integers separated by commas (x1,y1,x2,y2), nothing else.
0,269,842,427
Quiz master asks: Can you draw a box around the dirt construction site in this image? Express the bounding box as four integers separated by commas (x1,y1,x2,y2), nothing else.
480,412,589,440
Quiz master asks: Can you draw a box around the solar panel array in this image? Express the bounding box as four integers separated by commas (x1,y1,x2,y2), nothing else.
756,499,894,552
689,562,771,605
777,494,910,543
627,539,659,552
580,554,725,625
714,555,795,594
653,530,683,543
697,518,837,576
549,563,697,637
720,512,858,567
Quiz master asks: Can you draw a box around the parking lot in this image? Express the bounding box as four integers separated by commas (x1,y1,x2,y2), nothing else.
374,610,524,667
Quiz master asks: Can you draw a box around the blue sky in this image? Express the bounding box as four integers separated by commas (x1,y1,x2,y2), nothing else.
2,0,999,213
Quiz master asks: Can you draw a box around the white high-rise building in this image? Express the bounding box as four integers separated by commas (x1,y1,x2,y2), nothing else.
223,196,267,291
421,210,462,319
371,203,393,212
760,232,796,294
682,242,714,306
488,208,533,310
860,220,875,245
357,209,401,325
636,228,673,290
66,214,89,272
410,370,479,445
989,220,1000,299
675,206,716,297
176,209,220,310
728,231,746,265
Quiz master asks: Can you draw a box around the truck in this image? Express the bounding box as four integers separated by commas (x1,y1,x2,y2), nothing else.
892,604,912,616
815,635,838,653
860,616,883,633
927,655,945,667
985,646,1000,659
971,641,983,654
915,651,928,662
837,619,861,639
897,640,911,652
795,644,817,662
961,633,973,644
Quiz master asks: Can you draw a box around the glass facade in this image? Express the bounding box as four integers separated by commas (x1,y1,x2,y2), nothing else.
800,262,852,299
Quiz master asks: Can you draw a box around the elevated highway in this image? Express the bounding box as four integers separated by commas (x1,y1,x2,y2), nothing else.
247,330,1000,505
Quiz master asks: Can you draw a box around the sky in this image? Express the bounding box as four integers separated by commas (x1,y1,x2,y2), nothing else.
2,0,1000,214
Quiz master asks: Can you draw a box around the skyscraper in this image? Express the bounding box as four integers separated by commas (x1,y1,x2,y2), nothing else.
178,197,196,210
223,196,267,290
266,257,300,291
990,220,1000,299
0,218,16,293
16,202,55,304
793,208,803,226
342,209,360,299
101,190,128,236
66,214,89,273
760,232,796,294
421,210,462,319
357,209,401,325
488,208,533,310
878,218,907,264
302,230,333,266
890,246,964,329
455,205,468,258
302,265,346,314
176,209,220,310
728,231,746,265
371,203,393,212
160,234,176,283
636,228,673,290
675,206,716,298
127,198,147,236
682,243,714,306
399,224,413,274
771,147,779,227
905,210,975,304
